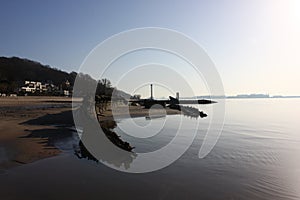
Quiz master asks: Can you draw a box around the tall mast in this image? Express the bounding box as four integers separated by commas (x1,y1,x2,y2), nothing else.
150,84,153,99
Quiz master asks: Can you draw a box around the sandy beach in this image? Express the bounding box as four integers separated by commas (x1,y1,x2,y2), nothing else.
0,97,75,170
0,96,181,170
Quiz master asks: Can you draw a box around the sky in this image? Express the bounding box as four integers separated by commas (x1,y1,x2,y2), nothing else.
0,0,299,96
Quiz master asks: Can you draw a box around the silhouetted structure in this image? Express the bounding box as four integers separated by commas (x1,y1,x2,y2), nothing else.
130,84,216,109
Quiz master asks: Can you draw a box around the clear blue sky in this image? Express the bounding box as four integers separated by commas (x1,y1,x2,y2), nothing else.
1,0,299,95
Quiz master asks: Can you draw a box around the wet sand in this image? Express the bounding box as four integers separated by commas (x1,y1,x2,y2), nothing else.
0,97,75,170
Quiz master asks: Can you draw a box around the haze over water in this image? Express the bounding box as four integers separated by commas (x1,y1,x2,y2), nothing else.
1,98,300,200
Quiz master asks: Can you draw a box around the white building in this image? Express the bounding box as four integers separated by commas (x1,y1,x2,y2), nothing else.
20,80,71,96
21,81,50,93
21,81,40,93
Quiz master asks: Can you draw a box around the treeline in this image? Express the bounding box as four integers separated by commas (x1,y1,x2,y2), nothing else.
0,56,76,94
0,56,130,99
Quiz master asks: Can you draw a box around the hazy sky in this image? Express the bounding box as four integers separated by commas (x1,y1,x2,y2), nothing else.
0,0,299,96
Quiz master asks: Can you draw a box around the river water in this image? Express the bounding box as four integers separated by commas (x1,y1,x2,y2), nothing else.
1,99,299,200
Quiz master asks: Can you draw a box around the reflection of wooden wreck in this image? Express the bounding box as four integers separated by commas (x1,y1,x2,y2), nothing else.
145,115,166,120
74,121,134,164
94,95,134,152
100,120,134,152
75,140,99,162
168,103,207,119
102,127,134,152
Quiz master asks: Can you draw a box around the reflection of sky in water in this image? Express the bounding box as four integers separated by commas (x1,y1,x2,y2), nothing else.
114,114,207,153
1,99,300,199
0,147,7,163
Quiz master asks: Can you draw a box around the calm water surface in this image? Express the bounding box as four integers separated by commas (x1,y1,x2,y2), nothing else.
1,99,300,200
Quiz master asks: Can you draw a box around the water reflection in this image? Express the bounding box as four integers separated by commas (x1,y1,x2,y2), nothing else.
74,101,138,170
74,140,98,163
99,120,134,152
1,99,299,200
74,119,137,169
7,98,138,170
14,101,208,170
169,104,207,119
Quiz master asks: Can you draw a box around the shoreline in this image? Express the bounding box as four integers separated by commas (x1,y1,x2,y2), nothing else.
0,97,181,169
0,96,81,107
0,97,76,170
